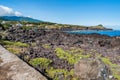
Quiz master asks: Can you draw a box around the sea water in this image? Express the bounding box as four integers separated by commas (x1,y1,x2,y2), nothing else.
67,30,120,37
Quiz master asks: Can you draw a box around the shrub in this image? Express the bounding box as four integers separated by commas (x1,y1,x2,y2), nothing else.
113,73,120,80
42,44,51,49
1,40,29,47
101,57,117,67
7,47,21,54
2,24,10,30
55,48,90,64
112,67,120,80
46,67,76,80
22,26,33,30
29,58,52,69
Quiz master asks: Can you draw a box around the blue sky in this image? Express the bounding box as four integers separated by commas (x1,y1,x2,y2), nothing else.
0,0,120,29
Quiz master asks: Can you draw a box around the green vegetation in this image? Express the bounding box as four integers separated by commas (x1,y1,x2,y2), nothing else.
0,40,29,47
46,67,77,80
29,58,52,68
55,48,91,64
111,65,120,80
0,40,29,54
22,26,33,30
0,18,108,30
0,20,116,79
112,68,120,80
0,16,41,22
90,24,105,29
42,44,51,49
66,48,84,54
0,31,8,40
6,47,22,54
101,57,118,67
2,24,11,30
100,57,120,79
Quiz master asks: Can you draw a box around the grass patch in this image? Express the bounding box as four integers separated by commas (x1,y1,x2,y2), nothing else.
42,44,51,49
55,48,90,64
29,58,52,69
0,40,29,47
113,73,120,80
0,40,28,54
46,67,76,80
112,67,120,80
22,26,33,30
6,46,27,55
7,47,22,54
101,57,118,67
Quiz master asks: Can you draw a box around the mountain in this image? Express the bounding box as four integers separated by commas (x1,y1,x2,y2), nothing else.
0,16,42,22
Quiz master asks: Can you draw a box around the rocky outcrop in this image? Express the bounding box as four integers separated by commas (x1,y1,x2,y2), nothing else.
0,45,47,80
2,28,120,79
74,58,113,80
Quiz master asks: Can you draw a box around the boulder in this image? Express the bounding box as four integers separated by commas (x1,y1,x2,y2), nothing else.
74,58,113,80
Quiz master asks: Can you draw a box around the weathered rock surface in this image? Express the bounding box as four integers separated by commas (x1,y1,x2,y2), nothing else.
2,28,120,79
74,58,113,80
0,45,47,80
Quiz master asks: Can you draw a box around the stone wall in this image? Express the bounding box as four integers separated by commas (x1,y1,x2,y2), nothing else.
0,45,47,80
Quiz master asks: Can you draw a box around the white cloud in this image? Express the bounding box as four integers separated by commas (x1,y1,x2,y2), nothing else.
27,16,32,18
0,5,22,16
15,11,22,16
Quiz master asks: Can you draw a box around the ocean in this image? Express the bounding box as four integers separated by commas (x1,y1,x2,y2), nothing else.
66,30,120,37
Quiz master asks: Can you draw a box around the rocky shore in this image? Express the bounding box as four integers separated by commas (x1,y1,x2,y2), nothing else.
0,26,120,80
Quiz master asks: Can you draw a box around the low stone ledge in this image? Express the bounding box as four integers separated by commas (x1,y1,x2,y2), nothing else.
0,45,47,80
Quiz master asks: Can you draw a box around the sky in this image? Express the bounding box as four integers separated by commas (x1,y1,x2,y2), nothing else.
0,0,120,29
